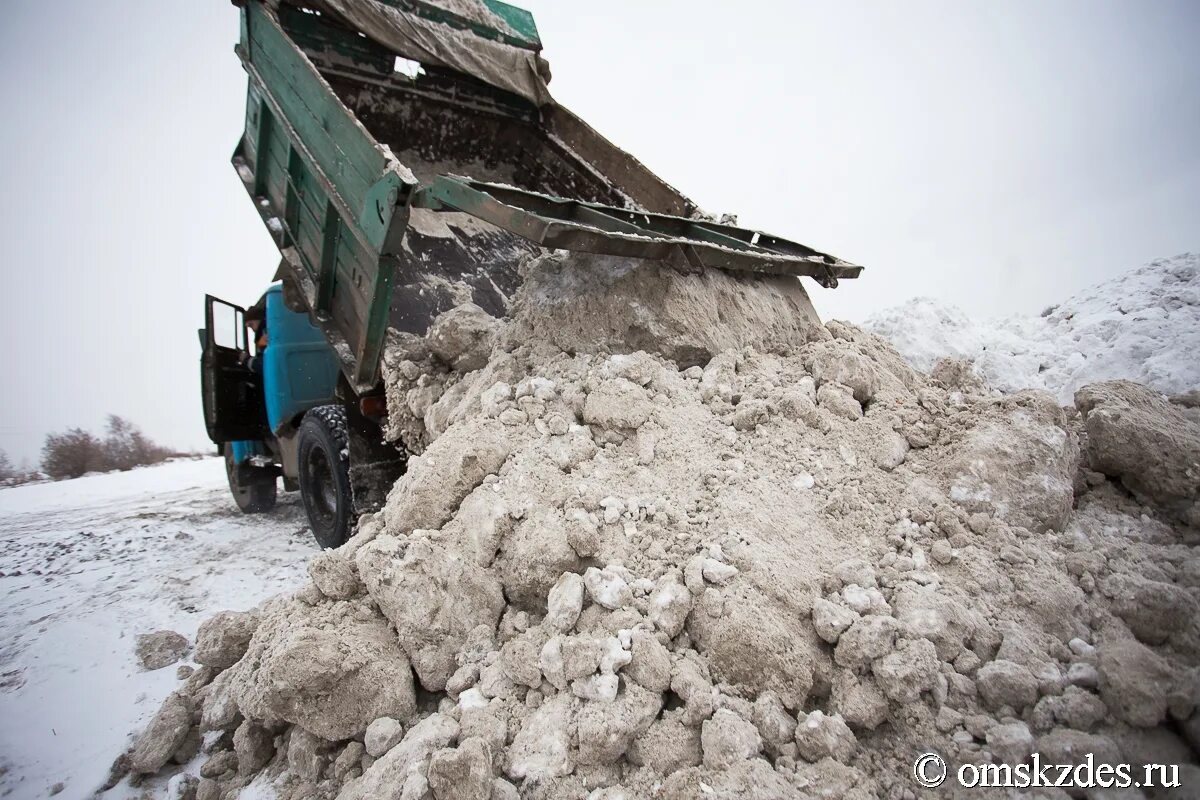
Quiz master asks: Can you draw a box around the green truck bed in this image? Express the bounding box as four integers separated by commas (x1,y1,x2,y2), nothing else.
232,0,861,393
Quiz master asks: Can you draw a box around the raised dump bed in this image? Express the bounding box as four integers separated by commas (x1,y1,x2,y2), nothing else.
231,0,861,391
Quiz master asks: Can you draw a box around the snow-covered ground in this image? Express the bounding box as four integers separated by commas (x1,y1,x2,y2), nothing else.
865,252,1200,403
0,458,315,800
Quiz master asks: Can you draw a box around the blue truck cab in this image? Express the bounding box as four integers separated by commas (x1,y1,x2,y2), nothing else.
200,284,397,547
227,283,339,465
260,284,340,431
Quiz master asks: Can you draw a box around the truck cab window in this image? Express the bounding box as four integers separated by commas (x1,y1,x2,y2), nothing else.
211,300,244,352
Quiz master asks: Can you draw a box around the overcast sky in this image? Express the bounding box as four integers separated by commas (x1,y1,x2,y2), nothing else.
0,1,1196,465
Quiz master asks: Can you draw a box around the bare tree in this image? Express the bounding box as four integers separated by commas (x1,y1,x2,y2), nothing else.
103,415,141,471
0,450,12,483
40,417,173,480
42,429,105,480
131,429,172,466
101,415,172,470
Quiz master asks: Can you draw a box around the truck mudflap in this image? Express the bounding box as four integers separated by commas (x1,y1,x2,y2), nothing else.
343,393,407,514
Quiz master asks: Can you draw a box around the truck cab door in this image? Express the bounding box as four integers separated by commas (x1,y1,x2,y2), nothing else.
201,295,269,443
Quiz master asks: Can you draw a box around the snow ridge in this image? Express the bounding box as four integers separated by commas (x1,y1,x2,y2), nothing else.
864,253,1200,403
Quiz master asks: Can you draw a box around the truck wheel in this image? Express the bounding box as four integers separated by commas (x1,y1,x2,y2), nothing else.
297,405,353,548
224,443,277,513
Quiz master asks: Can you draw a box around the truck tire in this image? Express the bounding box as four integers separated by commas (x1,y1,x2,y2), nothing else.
224,443,277,514
297,405,353,548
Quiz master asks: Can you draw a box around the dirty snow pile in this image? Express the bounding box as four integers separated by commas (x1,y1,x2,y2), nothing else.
117,252,1199,800
865,252,1200,404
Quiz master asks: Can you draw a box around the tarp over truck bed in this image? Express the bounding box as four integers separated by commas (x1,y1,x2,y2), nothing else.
284,0,554,105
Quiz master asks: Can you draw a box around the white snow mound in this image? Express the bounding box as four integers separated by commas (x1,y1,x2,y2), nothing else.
865,253,1200,402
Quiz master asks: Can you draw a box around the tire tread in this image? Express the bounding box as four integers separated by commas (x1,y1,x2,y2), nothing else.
298,405,353,548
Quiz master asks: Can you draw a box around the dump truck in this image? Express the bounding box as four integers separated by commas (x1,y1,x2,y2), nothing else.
200,0,863,547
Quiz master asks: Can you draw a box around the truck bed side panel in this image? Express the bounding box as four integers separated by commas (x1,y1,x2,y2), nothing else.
235,3,409,392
